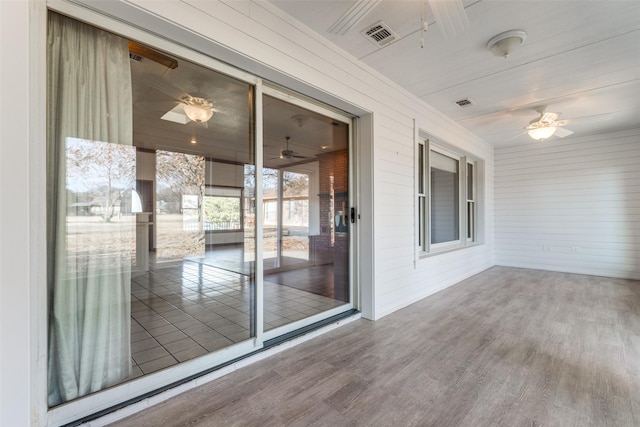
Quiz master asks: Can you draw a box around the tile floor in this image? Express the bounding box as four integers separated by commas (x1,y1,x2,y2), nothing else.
129,260,345,378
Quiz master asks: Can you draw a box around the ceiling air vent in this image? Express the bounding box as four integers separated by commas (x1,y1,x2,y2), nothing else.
361,21,399,48
454,98,474,108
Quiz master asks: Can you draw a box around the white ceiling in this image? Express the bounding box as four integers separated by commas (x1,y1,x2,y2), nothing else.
270,0,640,147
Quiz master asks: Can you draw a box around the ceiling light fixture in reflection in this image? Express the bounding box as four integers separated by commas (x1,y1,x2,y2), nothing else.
291,114,308,128
182,95,215,123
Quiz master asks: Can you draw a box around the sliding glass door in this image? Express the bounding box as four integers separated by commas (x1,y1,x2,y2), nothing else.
46,11,355,416
47,11,256,406
262,93,351,333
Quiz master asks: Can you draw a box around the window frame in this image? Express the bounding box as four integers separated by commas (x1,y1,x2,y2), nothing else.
203,185,244,232
417,137,479,256
466,161,476,244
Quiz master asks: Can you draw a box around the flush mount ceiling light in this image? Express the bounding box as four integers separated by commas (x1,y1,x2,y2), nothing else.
291,114,308,128
487,30,527,58
182,95,215,123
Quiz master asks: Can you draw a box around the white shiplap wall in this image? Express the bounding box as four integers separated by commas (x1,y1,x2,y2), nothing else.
1,1,498,423
52,0,496,320
495,128,640,280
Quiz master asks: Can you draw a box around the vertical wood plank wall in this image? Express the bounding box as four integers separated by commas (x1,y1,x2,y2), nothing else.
80,0,496,319
495,128,640,280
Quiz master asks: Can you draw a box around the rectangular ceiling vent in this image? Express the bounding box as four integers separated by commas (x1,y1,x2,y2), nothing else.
361,21,399,48
454,98,474,108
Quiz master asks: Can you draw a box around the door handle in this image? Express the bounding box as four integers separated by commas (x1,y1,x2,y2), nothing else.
350,207,356,224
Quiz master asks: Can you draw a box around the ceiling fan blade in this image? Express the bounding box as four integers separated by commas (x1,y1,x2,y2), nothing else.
428,0,469,40
540,112,558,123
504,130,528,142
562,113,614,125
327,0,381,36
134,101,181,112
554,127,574,138
140,74,189,101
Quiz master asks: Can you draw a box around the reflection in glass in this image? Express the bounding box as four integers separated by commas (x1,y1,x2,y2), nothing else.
47,12,255,406
47,11,352,409
282,171,310,262
204,191,242,231
262,95,350,331
47,11,136,406
65,138,138,271
155,151,206,261
430,151,460,244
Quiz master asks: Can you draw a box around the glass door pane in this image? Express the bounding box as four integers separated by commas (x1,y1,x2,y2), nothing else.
127,48,257,376
46,12,257,405
430,150,460,244
262,94,350,331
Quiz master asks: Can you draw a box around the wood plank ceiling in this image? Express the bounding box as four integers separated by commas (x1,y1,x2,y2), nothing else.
270,0,640,147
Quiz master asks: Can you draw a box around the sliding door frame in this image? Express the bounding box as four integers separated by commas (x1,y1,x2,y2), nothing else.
44,3,358,425
260,85,357,342
44,4,263,423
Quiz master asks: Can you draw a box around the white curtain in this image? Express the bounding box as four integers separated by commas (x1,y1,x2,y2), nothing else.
47,12,133,406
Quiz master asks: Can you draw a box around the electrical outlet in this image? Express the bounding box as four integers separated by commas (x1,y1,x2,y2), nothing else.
543,245,552,252
571,246,581,252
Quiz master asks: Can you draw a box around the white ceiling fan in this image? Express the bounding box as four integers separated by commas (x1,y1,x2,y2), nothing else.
164,96,217,126
522,105,614,141
129,42,218,127
525,106,574,141
140,75,218,127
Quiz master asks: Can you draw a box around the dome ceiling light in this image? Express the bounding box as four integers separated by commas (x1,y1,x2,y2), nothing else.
487,30,527,58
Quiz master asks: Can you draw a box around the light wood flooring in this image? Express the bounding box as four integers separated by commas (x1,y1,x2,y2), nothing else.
110,266,640,426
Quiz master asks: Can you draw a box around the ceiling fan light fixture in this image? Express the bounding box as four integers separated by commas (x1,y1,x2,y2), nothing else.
528,126,556,141
182,96,214,123
487,30,527,58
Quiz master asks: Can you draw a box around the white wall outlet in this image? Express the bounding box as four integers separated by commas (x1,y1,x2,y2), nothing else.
571,246,581,252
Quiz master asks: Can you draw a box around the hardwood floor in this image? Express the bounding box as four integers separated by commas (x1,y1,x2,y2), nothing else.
110,267,640,426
